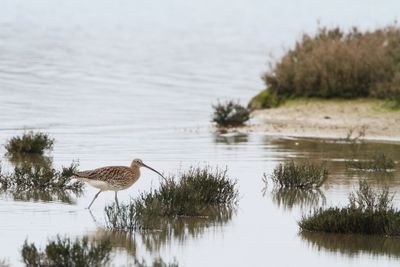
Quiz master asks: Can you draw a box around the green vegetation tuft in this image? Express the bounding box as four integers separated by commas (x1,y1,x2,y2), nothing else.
21,236,112,267
251,25,400,109
212,101,250,127
105,166,238,230
348,180,394,211
268,161,328,189
346,152,396,171
5,131,54,155
299,180,400,236
0,161,83,202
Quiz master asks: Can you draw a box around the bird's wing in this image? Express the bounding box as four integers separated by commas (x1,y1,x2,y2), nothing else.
74,166,131,181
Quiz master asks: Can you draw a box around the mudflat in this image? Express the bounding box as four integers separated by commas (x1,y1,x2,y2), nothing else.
247,99,400,142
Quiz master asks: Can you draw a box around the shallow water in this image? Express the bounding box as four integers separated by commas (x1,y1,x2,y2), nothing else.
1,1,400,266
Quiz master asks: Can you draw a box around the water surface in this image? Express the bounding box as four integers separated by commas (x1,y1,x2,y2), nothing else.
1,1,400,266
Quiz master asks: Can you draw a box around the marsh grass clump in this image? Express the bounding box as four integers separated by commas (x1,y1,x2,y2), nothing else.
105,166,238,230
21,236,112,267
346,152,396,171
269,161,328,189
0,161,81,192
299,180,400,236
212,101,250,127
5,131,54,155
348,180,394,211
0,161,83,202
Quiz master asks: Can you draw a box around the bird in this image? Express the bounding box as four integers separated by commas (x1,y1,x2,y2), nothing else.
72,159,165,209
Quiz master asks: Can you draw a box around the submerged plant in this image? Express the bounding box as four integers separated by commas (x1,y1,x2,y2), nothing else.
270,187,326,210
300,231,400,258
268,161,328,189
346,152,396,171
21,236,112,267
5,131,54,155
105,166,238,230
6,153,53,170
134,257,179,267
299,180,400,236
141,207,233,251
212,101,250,127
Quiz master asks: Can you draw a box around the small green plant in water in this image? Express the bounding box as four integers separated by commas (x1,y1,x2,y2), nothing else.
299,180,400,236
21,236,112,267
105,166,238,230
268,161,328,189
348,180,394,211
5,131,54,155
0,161,83,202
212,101,250,127
346,152,396,171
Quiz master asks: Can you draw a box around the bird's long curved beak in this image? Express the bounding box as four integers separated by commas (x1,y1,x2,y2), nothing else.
141,163,166,181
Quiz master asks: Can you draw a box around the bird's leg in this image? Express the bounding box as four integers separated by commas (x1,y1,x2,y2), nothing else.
115,191,119,209
87,189,102,209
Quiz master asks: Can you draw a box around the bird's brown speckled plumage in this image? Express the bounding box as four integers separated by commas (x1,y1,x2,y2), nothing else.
74,166,140,191
72,159,164,209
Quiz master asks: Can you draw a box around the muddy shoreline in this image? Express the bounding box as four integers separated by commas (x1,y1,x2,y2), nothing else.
243,100,400,143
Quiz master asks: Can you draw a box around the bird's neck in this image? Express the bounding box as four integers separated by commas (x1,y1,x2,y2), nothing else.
131,165,140,176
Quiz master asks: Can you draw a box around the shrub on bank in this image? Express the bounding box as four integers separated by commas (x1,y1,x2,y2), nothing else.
299,180,400,236
5,131,54,155
252,25,400,109
105,166,238,230
212,101,250,127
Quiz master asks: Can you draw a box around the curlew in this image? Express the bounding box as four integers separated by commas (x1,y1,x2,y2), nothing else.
72,159,165,209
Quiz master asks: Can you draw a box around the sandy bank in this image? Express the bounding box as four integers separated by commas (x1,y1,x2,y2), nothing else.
246,99,400,142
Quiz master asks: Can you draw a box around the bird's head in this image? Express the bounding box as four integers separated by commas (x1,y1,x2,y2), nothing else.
131,158,166,180
131,158,144,167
